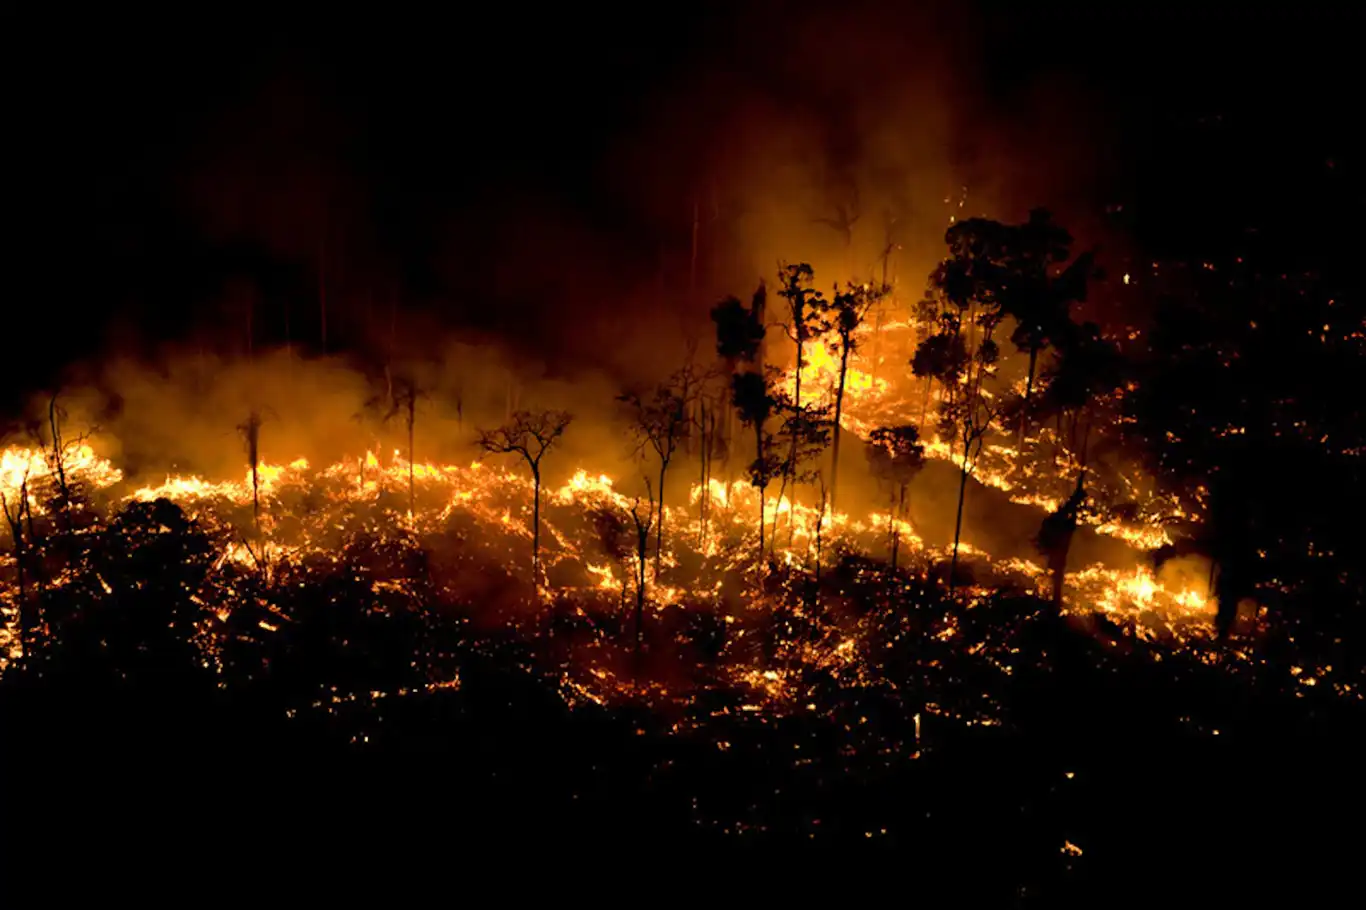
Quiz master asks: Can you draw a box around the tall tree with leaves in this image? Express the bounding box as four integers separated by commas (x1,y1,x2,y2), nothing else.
713,284,770,558
866,425,926,571
731,370,782,563
476,410,573,581
917,216,1020,591
992,212,1098,453
820,280,886,510
775,264,831,507
774,396,833,551
910,329,968,433
1035,321,1124,474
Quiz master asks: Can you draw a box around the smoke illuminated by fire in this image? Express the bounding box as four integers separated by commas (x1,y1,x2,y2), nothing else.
1,315,1215,683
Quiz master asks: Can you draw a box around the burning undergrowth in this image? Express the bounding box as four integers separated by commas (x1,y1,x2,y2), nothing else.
0,420,1358,855
0,430,1344,714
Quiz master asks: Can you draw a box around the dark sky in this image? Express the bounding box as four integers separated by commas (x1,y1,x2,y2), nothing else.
9,3,1363,399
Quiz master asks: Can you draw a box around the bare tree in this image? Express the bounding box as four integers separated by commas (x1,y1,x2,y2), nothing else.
236,411,264,542
24,394,100,543
47,396,71,509
2,465,32,657
812,471,829,578
476,410,573,580
27,395,80,529
618,365,700,579
813,181,861,277
386,377,425,521
947,390,1003,594
694,374,727,547
629,482,655,680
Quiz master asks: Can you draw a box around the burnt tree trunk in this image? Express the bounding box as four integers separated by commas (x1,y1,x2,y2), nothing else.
656,460,667,581
1015,344,1039,453
2,489,27,655
919,377,933,434
830,339,851,511
531,466,542,581
949,464,970,595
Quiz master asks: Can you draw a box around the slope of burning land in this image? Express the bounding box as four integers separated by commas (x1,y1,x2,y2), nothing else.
0,436,1241,685
2,418,1360,853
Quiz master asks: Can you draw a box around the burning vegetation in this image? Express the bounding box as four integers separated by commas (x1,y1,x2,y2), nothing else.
4,199,1364,888
5,207,1360,705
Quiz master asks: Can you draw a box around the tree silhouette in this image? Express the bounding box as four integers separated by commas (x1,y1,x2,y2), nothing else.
712,281,767,487
2,465,33,658
918,217,1015,592
988,211,1096,454
866,425,926,571
590,505,632,614
867,209,901,384
814,180,861,276
1036,472,1088,612
29,394,91,532
693,374,725,546
385,376,426,521
774,396,833,551
1036,321,1124,473
236,411,265,547
476,410,573,581
618,365,701,580
711,285,767,365
910,330,967,433
775,265,830,498
820,280,886,511
628,484,654,680
713,283,774,559
1120,267,1366,638
730,370,781,563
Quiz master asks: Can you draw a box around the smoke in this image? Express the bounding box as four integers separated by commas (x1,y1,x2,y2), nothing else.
1155,554,1216,603
5,1,1141,566
48,1,1120,383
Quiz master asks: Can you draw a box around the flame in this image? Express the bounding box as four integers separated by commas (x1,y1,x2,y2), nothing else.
0,311,1232,703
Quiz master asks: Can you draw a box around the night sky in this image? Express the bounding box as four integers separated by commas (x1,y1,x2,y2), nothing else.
10,4,1362,395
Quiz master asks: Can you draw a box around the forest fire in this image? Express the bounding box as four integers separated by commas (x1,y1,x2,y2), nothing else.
0,337,1216,687
8,7,1364,898
6,213,1343,792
